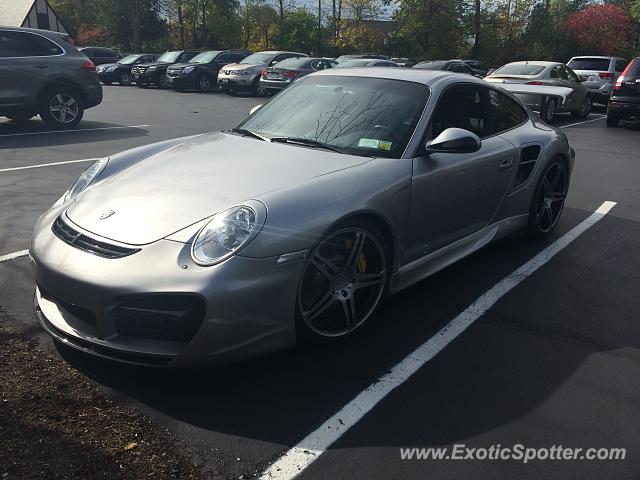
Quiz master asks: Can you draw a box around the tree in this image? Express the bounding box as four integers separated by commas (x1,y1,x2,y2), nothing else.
564,4,631,55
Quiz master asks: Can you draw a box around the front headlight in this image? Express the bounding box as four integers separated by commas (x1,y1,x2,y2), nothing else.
106,66,117,72
183,66,195,74
63,158,108,203
192,205,258,265
147,66,157,72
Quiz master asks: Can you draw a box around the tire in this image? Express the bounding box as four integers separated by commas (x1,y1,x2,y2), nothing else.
527,157,568,238
541,98,557,123
571,95,592,119
118,71,131,86
158,76,168,89
296,219,390,343
39,88,84,129
606,114,620,128
251,78,262,96
196,74,212,93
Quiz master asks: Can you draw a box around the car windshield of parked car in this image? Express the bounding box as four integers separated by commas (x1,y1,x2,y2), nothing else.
241,52,273,64
274,57,311,69
191,51,222,63
118,54,142,65
413,61,446,70
157,51,181,63
492,64,546,75
567,58,611,71
238,76,429,159
335,59,371,68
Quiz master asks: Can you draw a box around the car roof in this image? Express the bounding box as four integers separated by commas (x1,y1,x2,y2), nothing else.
506,60,559,67
312,67,472,85
569,55,619,60
0,25,69,39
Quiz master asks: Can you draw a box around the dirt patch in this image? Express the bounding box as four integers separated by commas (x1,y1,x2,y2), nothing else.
0,320,214,479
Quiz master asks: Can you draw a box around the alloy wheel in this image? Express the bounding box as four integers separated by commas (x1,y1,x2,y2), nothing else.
120,72,131,85
198,76,210,92
535,162,567,233
49,93,79,124
298,227,387,337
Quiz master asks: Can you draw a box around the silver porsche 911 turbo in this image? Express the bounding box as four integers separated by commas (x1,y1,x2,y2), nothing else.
31,68,574,367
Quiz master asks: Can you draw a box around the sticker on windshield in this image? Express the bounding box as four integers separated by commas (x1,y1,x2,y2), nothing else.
358,138,393,151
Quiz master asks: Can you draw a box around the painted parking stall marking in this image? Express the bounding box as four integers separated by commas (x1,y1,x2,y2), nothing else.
259,200,617,480
0,250,29,263
0,158,99,173
0,124,150,138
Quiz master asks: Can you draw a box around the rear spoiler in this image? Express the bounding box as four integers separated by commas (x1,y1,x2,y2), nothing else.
494,83,573,104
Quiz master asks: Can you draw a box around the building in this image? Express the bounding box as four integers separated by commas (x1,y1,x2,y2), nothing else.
0,0,69,34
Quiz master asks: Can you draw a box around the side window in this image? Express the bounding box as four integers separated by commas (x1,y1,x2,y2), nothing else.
449,63,463,73
489,89,528,134
565,66,579,83
550,65,563,79
233,53,246,62
429,85,489,139
181,52,197,62
0,31,62,57
94,49,108,58
271,54,290,65
217,53,232,64
615,60,627,72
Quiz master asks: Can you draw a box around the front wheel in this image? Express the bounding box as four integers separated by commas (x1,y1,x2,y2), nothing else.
39,89,84,129
119,71,131,86
158,76,168,89
296,221,389,342
571,95,592,118
527,158,568,238
541,98,557,123
196,74,212,92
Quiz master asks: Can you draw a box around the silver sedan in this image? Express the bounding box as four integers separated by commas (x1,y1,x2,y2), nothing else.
31,68,574,367
485,61,592,122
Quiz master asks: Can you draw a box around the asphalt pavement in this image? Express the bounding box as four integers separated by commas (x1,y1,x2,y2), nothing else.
1,85,639,479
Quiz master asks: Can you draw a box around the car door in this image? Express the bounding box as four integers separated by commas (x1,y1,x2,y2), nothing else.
563,65,586,109
214,52,233,76
405,84,517,261
0,30,60,110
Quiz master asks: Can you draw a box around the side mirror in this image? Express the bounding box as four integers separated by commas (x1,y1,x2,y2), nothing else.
250,104,263,115
425,128,481,154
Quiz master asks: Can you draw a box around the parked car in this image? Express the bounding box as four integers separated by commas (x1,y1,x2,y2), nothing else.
0,27,102,128
96,53,159,86
485,61,592,122
334,59,399,68
78,46,121,66
462,59,489,76
390,57,416,67
31,69,574,366
259,57,337,94
132,50,201,88
413,60,478,76
334,53,389,63
166,50,251,92
567,56,627,105
606,57,640,127
217,51,307,95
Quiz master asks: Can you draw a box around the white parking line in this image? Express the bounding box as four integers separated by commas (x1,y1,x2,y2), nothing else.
0,249,29,263
259,200,617,480
0,158,99,173
0,124,150,138
561,115,606,129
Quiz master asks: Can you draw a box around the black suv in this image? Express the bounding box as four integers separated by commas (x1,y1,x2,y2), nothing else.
607,57,640,127
0,27,102,128
166,50,251,92
132,50,201,88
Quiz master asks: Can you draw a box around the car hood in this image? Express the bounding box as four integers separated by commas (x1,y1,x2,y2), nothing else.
168,62,196,70
223,63,264,73
96,62,119,69
66,132,372,245
137,62,170,69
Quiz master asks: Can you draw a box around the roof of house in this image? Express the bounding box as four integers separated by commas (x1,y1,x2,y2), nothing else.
0,0,34,27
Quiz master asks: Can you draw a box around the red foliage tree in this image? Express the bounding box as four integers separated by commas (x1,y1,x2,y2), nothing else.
77,25,108,46
564,4,630,55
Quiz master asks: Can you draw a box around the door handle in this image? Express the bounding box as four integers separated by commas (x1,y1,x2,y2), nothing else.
34,63,48,69
499,157,514,170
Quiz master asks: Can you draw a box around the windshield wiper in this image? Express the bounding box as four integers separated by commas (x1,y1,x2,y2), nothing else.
269,136,346,154
230,128,268,141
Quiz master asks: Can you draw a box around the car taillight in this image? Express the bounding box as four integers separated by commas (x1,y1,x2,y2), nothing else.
598,72,614,80
283,71,298,78
261,69,268,78
81,60,96,72
526,81,543,85
613,76,624,90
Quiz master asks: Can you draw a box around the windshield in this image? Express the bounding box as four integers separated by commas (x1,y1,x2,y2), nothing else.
335,59,371,68
274,58,311,69
118,54,141,65
492,64,546,76
157,51,181,63
413,62,446,70
241,52,273,64
567,58,611,71
190,51,222,64
237,76,429,159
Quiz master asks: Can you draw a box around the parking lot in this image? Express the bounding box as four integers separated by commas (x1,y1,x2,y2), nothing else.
2,85,640,479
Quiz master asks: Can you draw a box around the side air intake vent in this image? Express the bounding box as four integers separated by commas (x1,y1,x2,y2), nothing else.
513,145,541,189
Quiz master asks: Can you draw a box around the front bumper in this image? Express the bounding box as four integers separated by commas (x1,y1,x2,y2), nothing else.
31,207,301,367
97,70,120,84
218,74,257,91
133,71,161,85
166,74,195,89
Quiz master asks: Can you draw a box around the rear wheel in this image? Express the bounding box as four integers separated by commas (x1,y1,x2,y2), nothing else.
296,220,389,342
541,98,557,123
606,114,620,128
527,158,567,238
571,95,592,118
39,88,84,129
119,71,131,86
251,78,262,96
